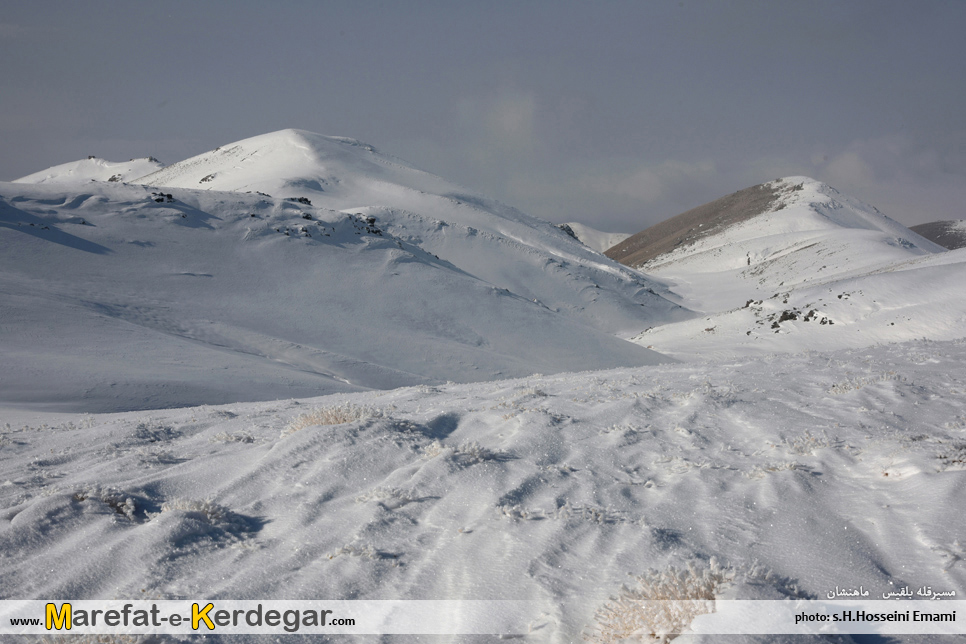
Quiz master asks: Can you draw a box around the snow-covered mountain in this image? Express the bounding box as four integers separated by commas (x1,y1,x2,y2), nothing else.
132,130,688,337
610,178,943,311
1,130,685,413
601,177,964,359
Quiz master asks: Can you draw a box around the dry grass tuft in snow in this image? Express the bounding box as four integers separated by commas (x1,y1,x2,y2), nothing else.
826,371,903,395
937,443,966,470
72,486,139,521
159,498,234,525
418,439,506,464
783,429,836,455
587,559,734,643
282,402,384,435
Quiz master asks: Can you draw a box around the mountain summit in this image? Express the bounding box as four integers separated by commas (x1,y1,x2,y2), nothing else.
131,129,461,208
609,177,942,310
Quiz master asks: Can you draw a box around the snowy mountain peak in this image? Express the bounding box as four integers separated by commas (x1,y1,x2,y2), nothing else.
130,128,461,204
764,177,942,242
608,176,942,272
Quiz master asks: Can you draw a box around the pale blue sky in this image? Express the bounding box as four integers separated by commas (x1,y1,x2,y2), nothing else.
2,0,964,229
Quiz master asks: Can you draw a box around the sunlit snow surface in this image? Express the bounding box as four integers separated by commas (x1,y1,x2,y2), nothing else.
14,156,164,186
2,339,966,643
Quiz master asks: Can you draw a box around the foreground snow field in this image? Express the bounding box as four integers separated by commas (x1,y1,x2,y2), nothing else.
3,338,966,642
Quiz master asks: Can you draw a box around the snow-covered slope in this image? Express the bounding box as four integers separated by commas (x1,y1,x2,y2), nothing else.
1,131,686,412
3,339,965,643
13,156,164,186
129,129,686,336
563,221,631,254
637,247,966,359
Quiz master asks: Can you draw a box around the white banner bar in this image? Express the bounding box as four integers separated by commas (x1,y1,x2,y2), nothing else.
2,599,965,636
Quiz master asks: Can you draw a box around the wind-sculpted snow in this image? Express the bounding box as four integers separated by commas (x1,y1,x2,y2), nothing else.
2,339,965,642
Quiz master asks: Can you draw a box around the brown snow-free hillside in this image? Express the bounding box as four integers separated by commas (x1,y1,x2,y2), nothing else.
604,181,784,267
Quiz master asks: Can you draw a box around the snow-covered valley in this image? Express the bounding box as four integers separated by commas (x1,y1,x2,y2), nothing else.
2,131,965,643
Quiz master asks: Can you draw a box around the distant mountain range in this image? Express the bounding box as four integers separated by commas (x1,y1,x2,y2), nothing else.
5,131,965,411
